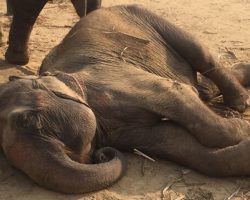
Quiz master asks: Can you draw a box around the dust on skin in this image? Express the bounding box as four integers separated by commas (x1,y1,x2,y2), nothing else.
0,0,250,199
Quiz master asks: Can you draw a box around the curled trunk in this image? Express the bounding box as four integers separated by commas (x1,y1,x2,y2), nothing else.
4,138,126,194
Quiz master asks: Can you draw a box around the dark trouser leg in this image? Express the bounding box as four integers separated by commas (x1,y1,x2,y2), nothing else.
71,0,102,18
231,63,250,87
86,0,102,13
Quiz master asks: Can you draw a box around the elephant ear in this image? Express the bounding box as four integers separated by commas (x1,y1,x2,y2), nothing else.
1,80,126,193
8,75,38,81
3,129,126,193
9,74,87,106
37,74,88,105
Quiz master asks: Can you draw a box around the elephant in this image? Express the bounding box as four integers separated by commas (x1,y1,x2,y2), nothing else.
0,25,3,46
4,0,102,65
1,4,250,194
6,0,13,15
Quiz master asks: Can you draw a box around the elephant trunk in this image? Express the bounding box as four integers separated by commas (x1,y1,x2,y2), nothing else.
4,138,126,194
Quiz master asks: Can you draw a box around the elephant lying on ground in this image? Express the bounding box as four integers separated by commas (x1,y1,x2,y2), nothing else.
5,0,102,65
1,4,250,194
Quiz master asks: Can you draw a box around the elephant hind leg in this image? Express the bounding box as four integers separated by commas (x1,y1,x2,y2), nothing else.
109,122,250,176
5,0,48,65
197,63,250,102
196,74,220,101
231,63,250,87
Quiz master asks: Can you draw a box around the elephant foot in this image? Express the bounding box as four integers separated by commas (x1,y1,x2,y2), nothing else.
232,63,250,87
222,63,250,112
223,91,250,112
5,48,29,65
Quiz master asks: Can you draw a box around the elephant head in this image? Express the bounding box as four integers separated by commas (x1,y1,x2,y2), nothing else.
0,74,125,193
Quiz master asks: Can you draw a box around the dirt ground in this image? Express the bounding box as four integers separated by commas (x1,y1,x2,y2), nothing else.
1,0,250,199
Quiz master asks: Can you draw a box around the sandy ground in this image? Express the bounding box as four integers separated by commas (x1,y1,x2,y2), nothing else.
1,0,250,199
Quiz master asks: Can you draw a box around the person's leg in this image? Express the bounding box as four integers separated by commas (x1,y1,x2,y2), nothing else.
115,72,250,148
71,0,102,17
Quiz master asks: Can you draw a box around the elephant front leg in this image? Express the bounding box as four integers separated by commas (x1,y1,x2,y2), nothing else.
5,0,47,65
108,122,250,176
125,78,250,148
6,0,13,16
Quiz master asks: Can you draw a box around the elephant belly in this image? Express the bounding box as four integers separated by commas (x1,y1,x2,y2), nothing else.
89,91,160,132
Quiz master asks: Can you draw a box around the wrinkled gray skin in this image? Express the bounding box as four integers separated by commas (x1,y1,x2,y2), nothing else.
1,5,250,194
5,0,102,65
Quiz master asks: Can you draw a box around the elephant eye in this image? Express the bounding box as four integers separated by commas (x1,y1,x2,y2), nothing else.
12,111,43,130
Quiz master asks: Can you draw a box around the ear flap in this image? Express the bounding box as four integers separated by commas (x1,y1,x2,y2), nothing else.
9,75,38,82
37,75,87,106
8,73,87,107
